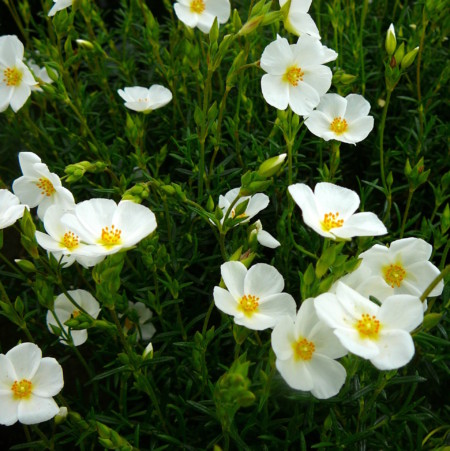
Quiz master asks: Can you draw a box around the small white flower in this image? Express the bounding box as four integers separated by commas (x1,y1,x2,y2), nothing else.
0,342,63,425
28,60,54,92
288,182,387,240
48,0,73,17
349,238,444,300
61,199,157,256
272,298,347,398
218,187,269,225
117,85,172,113
0,35,37,113
124,302,156,341
315,282,424,370
46,290,101,346
305,93,374,144
250,220,281,249
0,189,27,229
12,152,75,220
174,0,231,33
260,34,337,116
279,0,320,39
213,261,296,330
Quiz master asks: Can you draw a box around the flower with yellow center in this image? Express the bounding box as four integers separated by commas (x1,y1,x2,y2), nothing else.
46,290,101,346
117,85,172,113
272,298,347,398
0,342,64,426
288,182,387,240
213,261,296,330
315,282,424,370
260,35,337,116
0,35,37,113
174,0,231,33
305,93,374,144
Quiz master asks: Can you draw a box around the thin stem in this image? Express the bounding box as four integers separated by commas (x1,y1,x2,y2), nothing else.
379,89,393,221
400,187,415,238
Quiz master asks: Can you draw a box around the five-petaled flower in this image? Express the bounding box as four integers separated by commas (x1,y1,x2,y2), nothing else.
0,35,37,113
174,0,231,33
288,182,387,240
272,298,347,399
117,85,173,113
213,261,296,330
0,189,27,229
0,342,64,426
279,0,320,39
305,93,374,144
260,34,337,116
315,282,424,370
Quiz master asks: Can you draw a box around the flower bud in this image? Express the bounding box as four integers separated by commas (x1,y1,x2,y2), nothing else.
393,42,405,66
54,407,68,425
257,154,286,178
401,47,419,70
385,23,397,56
143,342,154,360
75,39,94,50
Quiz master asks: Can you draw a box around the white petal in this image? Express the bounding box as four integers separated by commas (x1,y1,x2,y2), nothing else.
406,261,443,297
314,182,360,220
214,286,238,316
344,94,371,121
235,312,279,330
17,394,59,424
12,176,45,207
370,330,415,370
308,355,346,399
276,356,314,391
258,293,297,319
244,263,284,298
10,84,32,112
0,354,17,390
257,229,280,248
147,84,173,109
315,93,347,118
304,110,333,140
260,36,293,75
31,358,63,397
6,343,41,380
174,3,198,29
206,0,230,23
245,193,270,219
378,295,423,332
334,328,380,359
261,74,289,110
0,393,19,426
287,12,320,39
342,116,374,144
288,183,323,235
301,65,332,97
0,35,24,67
288,81,321,116
333,212,387,239
220,261,246,299
271,316,295,360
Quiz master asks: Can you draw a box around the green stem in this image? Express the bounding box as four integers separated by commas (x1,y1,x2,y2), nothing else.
379,89,393,221
329,140,341,181
400,187,415,238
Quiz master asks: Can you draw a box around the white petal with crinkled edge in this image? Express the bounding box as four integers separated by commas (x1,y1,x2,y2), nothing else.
244,263,284,298
214,286,239,316
370,329,415,370
0,354,17,390
207,0,231,23
260,36,293,75
221,261,246,299
31,358,64,397
245,193,270,219
287,11,320,39
6,343,41,381
261,74,290,110
17,394,59,424
334,327,380,359
258,293,296,320
288,80,321,116
0,392,19,426
174,3,199,28
332,212,387,239
256,229,280,248
48,0,73,17
315,182,360,219
378,295,423,332
308,355,346,399
271,316,295,360
276,356,314,391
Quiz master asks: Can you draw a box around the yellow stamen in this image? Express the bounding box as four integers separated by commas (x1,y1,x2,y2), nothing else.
283,65,304,87
36,177,56,197
3,67,23,87
383,263,406,288
72,310,81,318
190,0,205,13
321,211,344,231
330,117,348,134
292,337,315,361
62,231,79,250
238,294,259,317
11,379,32,399
100,224,122,247
356,313,380,339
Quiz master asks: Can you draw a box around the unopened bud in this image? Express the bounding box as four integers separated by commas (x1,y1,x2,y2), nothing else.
76,39,94,50
143,342,154,360
54,406,68,425
257,154,286,178
401,47,419,70
385,23,397,56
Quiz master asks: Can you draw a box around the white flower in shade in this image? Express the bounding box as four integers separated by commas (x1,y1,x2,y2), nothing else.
315,282,424,370
48,0,73,17
28,60,54,92
35,205,105,268
305,94,374,144
0,35,37,113
117,85,172,113
0,342,63,426
124,302,156,341
174,0,231,33
279,0,320,39
12,152,75,220
260,34,337,116
213,262,296,330
61,199,157,256
218,187,270,225
0,189,27,229
46,290,101,346
250,220,281,249
288,182,387,240
272,298,347,398
348,238,444,301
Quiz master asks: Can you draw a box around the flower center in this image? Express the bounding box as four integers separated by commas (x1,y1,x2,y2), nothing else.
356,313,380,339
292,337,315,361
190,0,205,13
330,116,348,134
3,67,23,87
11,379,32,399
238,294,259,316
283,65,304,87
124,317,133,331
100,225,122,247
230,209,247,220
36,177,56,197
72,310,81,318
383,263,406,288
62,231,79,250
321,211,344,231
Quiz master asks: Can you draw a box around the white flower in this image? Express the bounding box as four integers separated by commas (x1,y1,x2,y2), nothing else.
272,298,347,398
315,282,424,370
348,238,444,300
288,182,387,240
260,34,337,116
0,189,27,229
28,60,54,92
48,0,73,17
124,302,156,341
46,290,101,346
12,152,75,220
61,199,157,256
0,35,37,113
279,0,320,39
213,262,296,330
250,220,280,249
117,85,172,113
0,342,63,426
174,0,231,33
305,93,374,144
218,187,269,225
35,205,105,268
